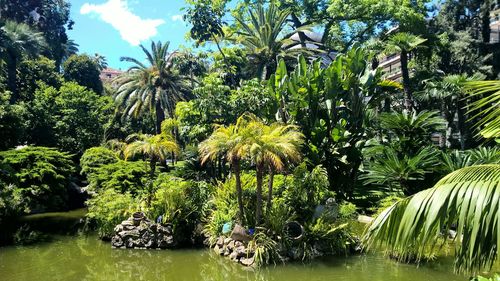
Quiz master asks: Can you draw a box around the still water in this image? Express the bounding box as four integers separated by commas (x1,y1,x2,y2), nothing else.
0,210,468,281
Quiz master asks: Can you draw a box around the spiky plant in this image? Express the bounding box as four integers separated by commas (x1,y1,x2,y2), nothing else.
363,164,500,274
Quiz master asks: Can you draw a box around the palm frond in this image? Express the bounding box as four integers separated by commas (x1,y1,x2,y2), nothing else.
363,164,500,274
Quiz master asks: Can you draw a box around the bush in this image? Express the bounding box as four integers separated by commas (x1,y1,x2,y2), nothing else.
0,181,23,222
148,174,212,245
80,147,119,176
86,160,148,195
86,189,136,239
0,146,75,213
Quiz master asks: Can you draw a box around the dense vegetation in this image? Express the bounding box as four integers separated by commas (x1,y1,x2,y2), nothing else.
0,0,499,278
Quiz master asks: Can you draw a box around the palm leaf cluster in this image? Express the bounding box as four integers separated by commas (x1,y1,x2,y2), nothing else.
234,4,316,80
199,114,304,224
363,165,500,274
114,41,191,133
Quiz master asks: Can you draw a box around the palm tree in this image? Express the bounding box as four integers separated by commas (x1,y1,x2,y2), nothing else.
124,133,178,205
464,80,500,139
115,41,191,134
93,53,108,71
199,115,254,223
383,32,426,111
0,21,46,100
421,74,484,149
246,121,303,224
234,4,314,80
363,164,500,274
379,110,445,155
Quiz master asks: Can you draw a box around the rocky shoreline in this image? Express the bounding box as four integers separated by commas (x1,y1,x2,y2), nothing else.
111,217,175,249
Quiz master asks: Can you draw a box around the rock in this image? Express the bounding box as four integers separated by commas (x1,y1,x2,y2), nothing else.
114,224,124,233
125,238,135,248
234,241,243,247
240,257,255,266
227,240,235,251
216,236,224,248
229,251,239,262
224,237,233,245
119,229,140,239
111,235,124,248
231,224,250,242
121,220,134,226
235,245,248,258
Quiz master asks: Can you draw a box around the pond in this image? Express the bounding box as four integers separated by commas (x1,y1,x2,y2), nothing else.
0,210,467,281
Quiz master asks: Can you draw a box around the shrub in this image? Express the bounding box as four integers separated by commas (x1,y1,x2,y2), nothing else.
86,189,136,239
86,160,148,195
0,146,75,213
80,147,119,176
0,181,23,221
148,174,212,245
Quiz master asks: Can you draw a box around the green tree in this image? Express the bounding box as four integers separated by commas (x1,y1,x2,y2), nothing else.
28,82,114,154
246,121,303,224
0,0,72,67
0,92,28,150
115,41,191,134
383,32,427,111
199,115,254,223
268,47,389,198
0,21,46,100
63,54,103,94
16,56,62,101
124,134,178,205
234,4,314,80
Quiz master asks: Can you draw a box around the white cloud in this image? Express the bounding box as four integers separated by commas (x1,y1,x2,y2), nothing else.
171,14,183,22
80,0,165,46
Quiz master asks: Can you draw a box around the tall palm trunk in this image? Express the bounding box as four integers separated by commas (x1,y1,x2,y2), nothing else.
400,50,413,111
232,159,245,224
456,99,470,150
155,100,165,134
266,167,274,214
147,157,157,207
6,53,18,102
255,163,264,226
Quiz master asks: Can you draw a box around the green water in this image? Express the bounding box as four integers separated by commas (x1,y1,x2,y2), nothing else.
0,210,469,281
0,234,468,281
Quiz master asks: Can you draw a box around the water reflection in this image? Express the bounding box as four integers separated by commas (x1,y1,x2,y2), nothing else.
0,234,468,281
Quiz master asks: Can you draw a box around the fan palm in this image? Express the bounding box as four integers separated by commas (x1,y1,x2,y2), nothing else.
124,133,178,205
363,164,500,274
198,114,255,223
0,21,46,100
421,74,484,149
245,121,303,224
362,146,440,196
383,32,426,111
380,110,445,155
115,41,191,134
234,4,314,80
464,80,500,140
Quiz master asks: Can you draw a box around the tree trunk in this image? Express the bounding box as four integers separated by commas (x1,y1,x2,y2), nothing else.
155,100,165,134
255,163,264,226
456,99,469,150
6,53,18,102
148,158,156,207
232,159,245,224
400,50,413,111
291,13,307,48
266,167,274,214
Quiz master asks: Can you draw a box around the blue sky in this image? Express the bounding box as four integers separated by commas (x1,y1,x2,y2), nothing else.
68,0,193,70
